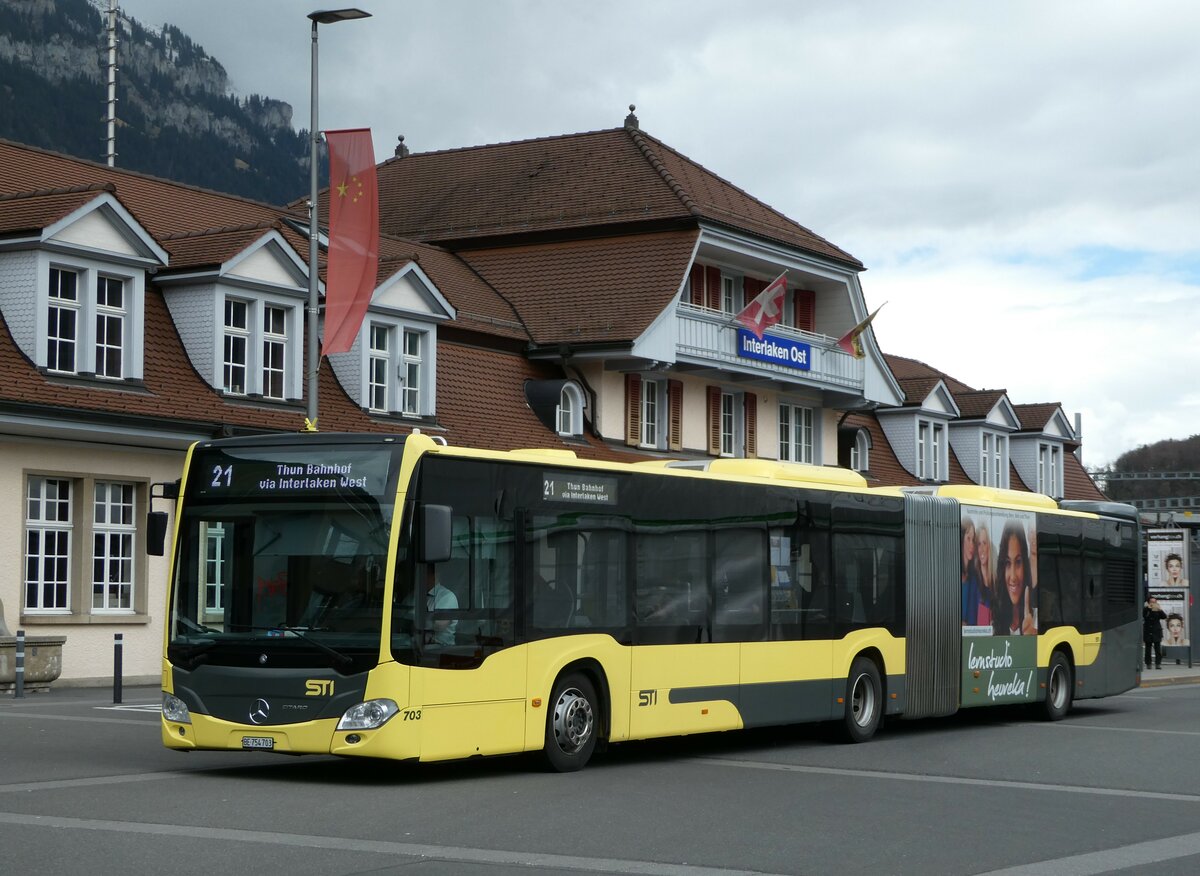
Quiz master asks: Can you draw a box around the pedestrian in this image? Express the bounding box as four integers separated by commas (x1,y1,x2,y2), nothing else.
1143,596,1167,669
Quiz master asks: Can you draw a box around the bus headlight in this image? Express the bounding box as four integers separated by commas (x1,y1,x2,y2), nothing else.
337,699,399,731
162,693,192,724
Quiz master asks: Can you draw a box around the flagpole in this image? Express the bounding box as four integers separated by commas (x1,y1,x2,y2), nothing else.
304,8,372,433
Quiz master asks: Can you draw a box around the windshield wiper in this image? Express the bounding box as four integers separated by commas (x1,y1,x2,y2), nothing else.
245,624,354,671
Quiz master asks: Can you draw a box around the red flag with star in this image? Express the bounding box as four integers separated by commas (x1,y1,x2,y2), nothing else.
322,128,379,356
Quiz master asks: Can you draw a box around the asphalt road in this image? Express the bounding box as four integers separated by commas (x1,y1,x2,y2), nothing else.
3,682,1200,876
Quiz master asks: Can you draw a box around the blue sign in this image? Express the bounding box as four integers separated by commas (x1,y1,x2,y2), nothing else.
736,329,811,370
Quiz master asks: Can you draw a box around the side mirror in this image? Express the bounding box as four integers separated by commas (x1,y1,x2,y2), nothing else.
416,504,452,564
147,511,170,556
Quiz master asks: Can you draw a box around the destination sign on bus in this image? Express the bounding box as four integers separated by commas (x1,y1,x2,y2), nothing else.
542,472,618,505
190,448,393,501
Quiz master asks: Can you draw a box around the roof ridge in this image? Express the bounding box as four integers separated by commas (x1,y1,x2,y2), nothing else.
377,127,628,171
634,131,859,265
0,138,297,211
0,181,115,202
160,219,279,241
624,127,701,217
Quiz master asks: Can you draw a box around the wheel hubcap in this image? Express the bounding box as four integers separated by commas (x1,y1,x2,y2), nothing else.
851,673,876,728
1050,666,1067,709
552,687,594,753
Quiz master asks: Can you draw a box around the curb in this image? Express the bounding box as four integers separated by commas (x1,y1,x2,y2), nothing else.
1138,674,1200,689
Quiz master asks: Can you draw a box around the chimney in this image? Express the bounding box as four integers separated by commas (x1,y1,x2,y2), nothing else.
624,104,639,130
394,135,409,158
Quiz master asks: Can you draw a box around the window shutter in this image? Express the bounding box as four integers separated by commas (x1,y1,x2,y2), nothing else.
796,289,815,333
625,374,641,446
705,266,722,311
668,379,683,451
689,265,704,306
743,277,764,312
744,392,757,458
707,385,721,456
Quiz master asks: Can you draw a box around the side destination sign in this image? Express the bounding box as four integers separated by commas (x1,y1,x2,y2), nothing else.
543,472,617,505
736,328,811,370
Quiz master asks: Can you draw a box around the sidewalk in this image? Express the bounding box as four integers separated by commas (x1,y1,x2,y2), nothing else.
1139,659,1200,688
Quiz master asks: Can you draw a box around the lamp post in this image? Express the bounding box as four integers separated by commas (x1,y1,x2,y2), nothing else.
306,8,371,431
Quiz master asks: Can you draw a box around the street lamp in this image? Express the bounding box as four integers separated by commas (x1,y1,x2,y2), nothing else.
306,8,371,431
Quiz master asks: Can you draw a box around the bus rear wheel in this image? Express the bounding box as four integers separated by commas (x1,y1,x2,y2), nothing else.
1041,652,1073,721
543,673,599,772
841,656,882,743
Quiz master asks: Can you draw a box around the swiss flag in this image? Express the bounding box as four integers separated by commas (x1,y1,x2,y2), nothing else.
322,128,379,356
736,272,787,339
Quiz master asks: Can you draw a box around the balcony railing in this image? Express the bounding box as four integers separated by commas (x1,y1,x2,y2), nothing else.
675,302,863,389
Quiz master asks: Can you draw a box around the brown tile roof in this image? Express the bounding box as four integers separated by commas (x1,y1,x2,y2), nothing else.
895,375,945,407
954,390,1007,420
370,127,861,266
884,353,975,394
0,184,116,236
160,222,284,271
1014,403,1067,435
461,230,700,345
1064,452,1108,500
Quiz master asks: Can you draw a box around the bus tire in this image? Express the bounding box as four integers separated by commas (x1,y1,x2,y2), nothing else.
543,673,599,772
841,656,882,743
1042,651,1073,721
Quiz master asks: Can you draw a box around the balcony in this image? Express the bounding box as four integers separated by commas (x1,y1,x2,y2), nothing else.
675,302,863,390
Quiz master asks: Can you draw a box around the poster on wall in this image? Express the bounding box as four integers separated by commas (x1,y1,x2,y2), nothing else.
960,506,1039,706
1147,529,1189,650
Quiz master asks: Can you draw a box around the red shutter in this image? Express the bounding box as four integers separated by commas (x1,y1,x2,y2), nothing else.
796,289,815,333
668,379,683,451
689,264,704,306
707,385,722,456
744,392,757,458
743,277,764,314
705,266,722,311
625,374,641,446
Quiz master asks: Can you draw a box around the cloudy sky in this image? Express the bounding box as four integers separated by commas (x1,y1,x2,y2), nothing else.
116,0,1200,469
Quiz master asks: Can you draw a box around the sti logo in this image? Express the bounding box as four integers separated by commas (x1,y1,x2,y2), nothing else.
305,679,334,696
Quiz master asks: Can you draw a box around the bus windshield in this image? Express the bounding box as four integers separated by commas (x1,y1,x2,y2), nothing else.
168,441,400,673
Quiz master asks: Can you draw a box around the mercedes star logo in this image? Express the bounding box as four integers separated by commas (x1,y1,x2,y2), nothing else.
248,698,270,725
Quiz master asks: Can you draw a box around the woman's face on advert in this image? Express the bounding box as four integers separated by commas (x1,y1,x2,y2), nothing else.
1005,535,1025,605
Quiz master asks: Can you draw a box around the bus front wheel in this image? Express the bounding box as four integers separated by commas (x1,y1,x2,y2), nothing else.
841,656,882,743
543,673,599,772
1041,651,1073,721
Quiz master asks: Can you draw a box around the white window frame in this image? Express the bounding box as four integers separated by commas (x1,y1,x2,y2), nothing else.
720,392,736,456
917,419,946,481
981,431,1008,488
850,429,870,472
367,323,391,413
779,403,814,463
219,294,299,399
94,274,126,379
261,304,287,400
38,257,142,381
223,298,250,395
401,328,423,416
1038,442,1062,497
92,481,135,613
557,382,585,438
47,267,80,375
204,522,226,614
641,379,660,448
356,318,435,417
25,476,73,613
721,275,740,315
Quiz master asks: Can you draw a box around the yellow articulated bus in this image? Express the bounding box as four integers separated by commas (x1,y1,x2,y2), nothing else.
157,432,1141,771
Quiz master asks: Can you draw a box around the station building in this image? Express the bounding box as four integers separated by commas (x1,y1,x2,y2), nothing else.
0,114,1102,685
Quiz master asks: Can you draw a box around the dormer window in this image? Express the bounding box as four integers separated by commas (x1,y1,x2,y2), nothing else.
360,319,432,417
557,383,585,437
220,295,299,399
1038,442,1062,498
850,429,870,472
917,419,946,481
44,265,136,380
981,432,1008,488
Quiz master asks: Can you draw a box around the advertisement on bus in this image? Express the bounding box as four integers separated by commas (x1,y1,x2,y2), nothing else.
960,506,1038,706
